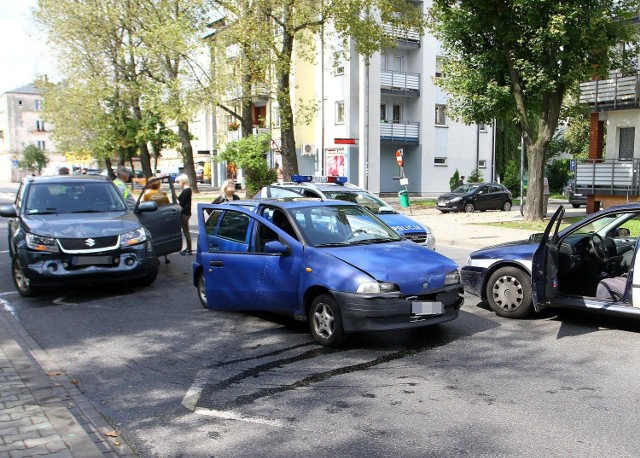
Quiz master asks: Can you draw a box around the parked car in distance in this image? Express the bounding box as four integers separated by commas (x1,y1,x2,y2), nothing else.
0,175,182,297
567,187,587,208
196,167,204,183
255,175,436,250
437,182,512,213
461,204,640,319
193,199,463,346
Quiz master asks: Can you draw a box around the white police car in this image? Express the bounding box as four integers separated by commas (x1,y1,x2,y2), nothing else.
256,175,436,249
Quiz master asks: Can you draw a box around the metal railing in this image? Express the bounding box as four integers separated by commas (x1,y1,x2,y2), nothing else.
380,121,420,143
575,158,640,196
381,23,420,44
380,70,420,94
579,72,640,110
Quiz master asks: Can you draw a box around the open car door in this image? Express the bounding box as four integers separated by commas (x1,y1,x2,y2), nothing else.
135,175,182,257
532,205,565,312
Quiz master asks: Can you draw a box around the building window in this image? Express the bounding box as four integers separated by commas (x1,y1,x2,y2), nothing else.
333,51,344,75
35,100,42,110
435,104,447,126
335,101,344,124
434,157,447,166
36,120,45,131
392,104,401,123
619,127,635,159
478,160,487,168
380,104,387,122
36,141,46,150
18,100,23,106
435,57,445,78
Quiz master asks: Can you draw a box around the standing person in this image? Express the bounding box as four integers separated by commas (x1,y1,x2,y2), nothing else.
177,175,193,255
457,175,465,188
113,165,135,210
212,179,240,204
58,167,70,175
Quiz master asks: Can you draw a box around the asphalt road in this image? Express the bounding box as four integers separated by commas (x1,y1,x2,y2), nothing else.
1,195,639,456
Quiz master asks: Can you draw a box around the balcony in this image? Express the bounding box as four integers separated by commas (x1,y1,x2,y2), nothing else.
575,158,640,196
380,70,420,96
381,23,420,48
579,73,640,111
380,121,419,143
225,83,269,102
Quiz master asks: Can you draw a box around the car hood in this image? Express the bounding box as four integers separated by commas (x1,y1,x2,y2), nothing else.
323,241,457,294
438,192,469,200
377,213,429,233
22,212,142,238
470,240,537,260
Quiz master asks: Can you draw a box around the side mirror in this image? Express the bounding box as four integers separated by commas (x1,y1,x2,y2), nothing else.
528,233,544,243
136,201,158,213
0,205,17,217
264,240,290,255
615,227,631,237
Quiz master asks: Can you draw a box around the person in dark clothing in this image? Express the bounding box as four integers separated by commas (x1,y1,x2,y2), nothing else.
212,179,240,204
176,175,193,255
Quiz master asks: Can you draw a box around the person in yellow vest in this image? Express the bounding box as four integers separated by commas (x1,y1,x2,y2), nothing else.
113,166,135,210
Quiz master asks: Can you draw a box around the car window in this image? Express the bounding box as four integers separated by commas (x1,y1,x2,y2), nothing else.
25,182,126,214
322,190,393,214
218,211,251,242
453,184,479,193
491,185,503,193
205,209,223,235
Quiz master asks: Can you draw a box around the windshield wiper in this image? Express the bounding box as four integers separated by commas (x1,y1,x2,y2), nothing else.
315,242,350,247
71,209,107,213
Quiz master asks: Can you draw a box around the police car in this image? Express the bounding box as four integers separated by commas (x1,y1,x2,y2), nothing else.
255,175,436,249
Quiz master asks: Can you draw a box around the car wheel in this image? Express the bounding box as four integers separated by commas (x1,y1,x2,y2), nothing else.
486,267,533,318
464,202,475,213
197,271,208,308
309,294,347,347
137,259,158,287
572,203,581,208
502,201,512,211
12,256,39,297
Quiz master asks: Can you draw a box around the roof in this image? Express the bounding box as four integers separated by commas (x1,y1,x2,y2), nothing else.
4,84,40,96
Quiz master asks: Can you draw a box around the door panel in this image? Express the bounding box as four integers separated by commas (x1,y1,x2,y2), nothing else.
136,177,183,256
532,206,564,311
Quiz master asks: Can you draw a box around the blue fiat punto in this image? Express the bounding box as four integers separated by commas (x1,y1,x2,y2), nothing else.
193,199,463,346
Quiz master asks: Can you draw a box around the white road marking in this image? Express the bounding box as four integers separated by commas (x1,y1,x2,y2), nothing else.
193,407,284,427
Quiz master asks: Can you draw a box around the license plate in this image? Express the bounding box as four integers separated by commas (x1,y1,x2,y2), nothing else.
437,202,446,207
73,256,112,266
412,301,444,315
573,193,583,197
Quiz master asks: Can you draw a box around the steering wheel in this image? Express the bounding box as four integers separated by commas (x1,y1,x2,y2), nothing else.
590,233,610,262
346,228,368,241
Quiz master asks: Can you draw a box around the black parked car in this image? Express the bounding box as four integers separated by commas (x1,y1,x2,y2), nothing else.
436,182,512,213
0,175,182,297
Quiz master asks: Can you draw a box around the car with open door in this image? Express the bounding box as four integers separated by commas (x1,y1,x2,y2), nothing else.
0,175,182,297
461,204,640,319
193,199,463,346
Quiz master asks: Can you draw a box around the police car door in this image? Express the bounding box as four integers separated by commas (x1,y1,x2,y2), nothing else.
532,206,564,312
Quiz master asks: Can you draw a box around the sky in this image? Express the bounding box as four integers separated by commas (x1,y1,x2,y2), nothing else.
0,0,58,94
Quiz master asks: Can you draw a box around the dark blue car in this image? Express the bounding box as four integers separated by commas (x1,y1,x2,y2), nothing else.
193,199,463,346
461,204,640,319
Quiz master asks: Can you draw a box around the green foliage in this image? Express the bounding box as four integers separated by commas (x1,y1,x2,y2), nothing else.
546,159,571,194
502,161,521,198
20,145,48,174
449,169,461,191
216,134,276,196
468,168,484,183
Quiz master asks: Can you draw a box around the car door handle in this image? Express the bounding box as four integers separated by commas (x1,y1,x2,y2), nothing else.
210,260,223,267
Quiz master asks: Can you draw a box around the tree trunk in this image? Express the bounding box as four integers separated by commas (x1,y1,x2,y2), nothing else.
524,143,545,221
177,120,199,193
276,29,299,181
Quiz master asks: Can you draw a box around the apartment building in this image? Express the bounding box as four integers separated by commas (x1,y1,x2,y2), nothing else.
0,84,63,181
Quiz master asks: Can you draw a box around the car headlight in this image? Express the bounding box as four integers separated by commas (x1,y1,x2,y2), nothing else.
26,233,59,252
450,197,462,203
444,269,460,286
120,227,147,247
356,281,399,294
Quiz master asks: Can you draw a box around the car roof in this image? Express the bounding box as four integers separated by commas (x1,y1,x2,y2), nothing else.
273,180,361,191
226,198,360,210
25,175,112,184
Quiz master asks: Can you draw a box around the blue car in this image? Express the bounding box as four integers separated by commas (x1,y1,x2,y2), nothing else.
255,175,436,249
462,204,640,319
193,199,463,346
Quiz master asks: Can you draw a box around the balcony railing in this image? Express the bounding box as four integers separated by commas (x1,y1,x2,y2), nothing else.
380,70,420,95
579,72,640,111
380,121,419,143
381,23,420,45
575,158,640,196
225,83,270,102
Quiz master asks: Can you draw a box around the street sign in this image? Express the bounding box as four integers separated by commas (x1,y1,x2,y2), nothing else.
334,138,357,145
395,149,403,167
570,159,576,171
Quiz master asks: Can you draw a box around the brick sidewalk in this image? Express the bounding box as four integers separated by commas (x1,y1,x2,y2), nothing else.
0,303,136,457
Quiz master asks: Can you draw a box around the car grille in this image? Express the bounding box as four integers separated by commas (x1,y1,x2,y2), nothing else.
405,233,427,244
58,236,119,251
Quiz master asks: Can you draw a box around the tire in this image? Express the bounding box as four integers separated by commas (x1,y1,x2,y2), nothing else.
572,203,581,208
12,256,39,297
485,266,533,318
197,271,208,308
464,202,475,213
137,258,158,287
309,294,347,347
502,201,512,212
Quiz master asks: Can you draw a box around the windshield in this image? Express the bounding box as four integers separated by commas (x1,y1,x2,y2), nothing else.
452,184,480,193
289,204,401,247
322,190,394,214
25,182,127,214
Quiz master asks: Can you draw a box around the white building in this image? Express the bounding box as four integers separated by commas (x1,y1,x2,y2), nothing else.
297,4,494,196
0,84,63,181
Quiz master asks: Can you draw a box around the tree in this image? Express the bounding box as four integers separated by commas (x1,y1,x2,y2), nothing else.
449,169,461,191
217,133,277,196
20,145,49,174
429,0,638,220
212,0,426,181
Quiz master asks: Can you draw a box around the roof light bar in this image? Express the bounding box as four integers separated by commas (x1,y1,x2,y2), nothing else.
291,175,348,184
